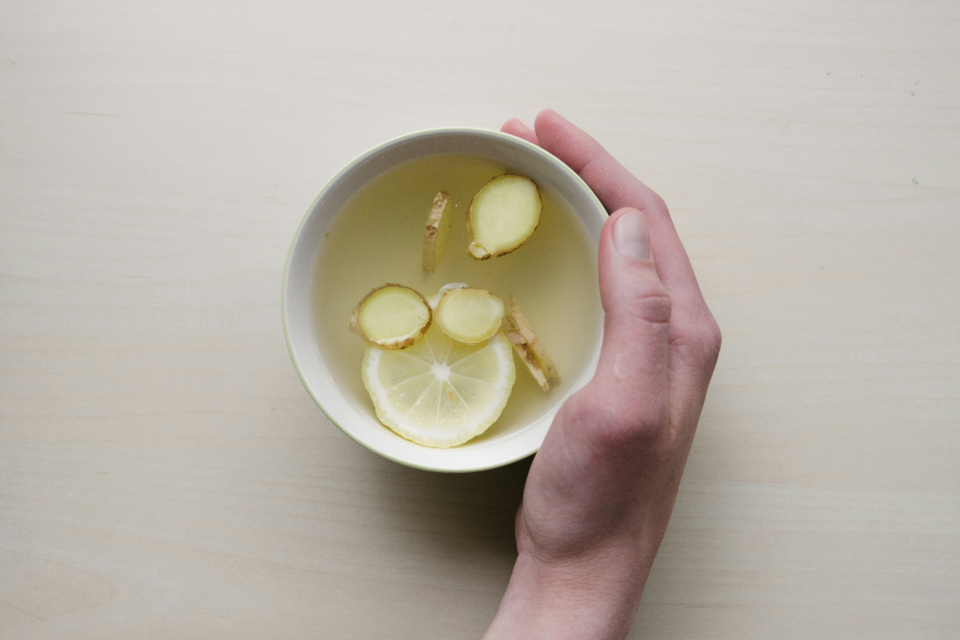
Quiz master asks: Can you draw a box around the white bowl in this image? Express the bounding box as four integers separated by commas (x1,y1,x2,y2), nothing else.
282,128,606,472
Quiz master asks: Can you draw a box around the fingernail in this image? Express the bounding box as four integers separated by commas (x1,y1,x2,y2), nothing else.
613,210,650,260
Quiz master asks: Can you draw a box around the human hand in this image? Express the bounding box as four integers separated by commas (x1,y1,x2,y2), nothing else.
483,111,722,640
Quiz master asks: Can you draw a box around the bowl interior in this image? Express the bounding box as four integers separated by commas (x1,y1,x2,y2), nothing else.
283,129,606,472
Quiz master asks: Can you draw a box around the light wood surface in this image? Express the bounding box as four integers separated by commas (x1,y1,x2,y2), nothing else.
2,0,958,637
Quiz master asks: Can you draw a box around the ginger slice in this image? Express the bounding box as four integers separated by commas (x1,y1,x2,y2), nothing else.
435,287,505,344
349,284,432,349
502,315,549,392
422,191,452,272
504,296,558,391
467,175,542,260
508,296,559,379
427,282,467,309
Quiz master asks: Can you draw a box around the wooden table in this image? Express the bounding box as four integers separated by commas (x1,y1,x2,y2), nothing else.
2,1,958,637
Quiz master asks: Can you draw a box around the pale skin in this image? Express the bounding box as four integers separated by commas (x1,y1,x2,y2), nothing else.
483,110,722,639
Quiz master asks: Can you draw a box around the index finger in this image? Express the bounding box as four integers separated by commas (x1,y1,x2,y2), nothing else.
532,111,703,303
529,110,721,392
501,112,714,321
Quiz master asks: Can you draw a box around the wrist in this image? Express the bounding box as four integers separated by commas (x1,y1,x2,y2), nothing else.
484,542,649,640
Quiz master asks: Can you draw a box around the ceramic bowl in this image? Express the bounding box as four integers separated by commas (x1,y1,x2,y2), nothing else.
282,128,606,472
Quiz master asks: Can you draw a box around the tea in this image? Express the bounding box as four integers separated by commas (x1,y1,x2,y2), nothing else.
313,153,602,442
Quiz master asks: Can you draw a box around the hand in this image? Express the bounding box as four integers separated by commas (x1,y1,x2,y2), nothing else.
484,111,722,640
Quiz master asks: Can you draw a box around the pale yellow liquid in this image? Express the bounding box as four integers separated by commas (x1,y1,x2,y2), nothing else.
313,154,602,444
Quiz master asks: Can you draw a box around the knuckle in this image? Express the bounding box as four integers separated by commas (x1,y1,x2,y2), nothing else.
611,279,671,326
602,406,666,450
692,316,723,363
633,289,672,326
648,191,670,217
582,155,669,221
568,388,667,450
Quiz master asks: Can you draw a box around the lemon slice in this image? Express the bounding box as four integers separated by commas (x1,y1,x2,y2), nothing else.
362,324,516,448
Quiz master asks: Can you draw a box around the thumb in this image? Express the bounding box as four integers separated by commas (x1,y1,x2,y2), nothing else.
593,208,671,414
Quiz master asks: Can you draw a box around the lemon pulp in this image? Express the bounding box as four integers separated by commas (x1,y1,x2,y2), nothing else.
362,324,516,448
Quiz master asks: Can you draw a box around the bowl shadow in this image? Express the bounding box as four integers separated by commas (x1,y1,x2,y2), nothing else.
364,450,533,566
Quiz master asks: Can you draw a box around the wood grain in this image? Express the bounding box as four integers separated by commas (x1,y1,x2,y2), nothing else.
1,0,958,637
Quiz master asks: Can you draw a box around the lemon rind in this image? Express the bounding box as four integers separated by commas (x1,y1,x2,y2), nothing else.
362,332,516,448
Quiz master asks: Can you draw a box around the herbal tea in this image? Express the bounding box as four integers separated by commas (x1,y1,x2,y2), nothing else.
313,153,602,445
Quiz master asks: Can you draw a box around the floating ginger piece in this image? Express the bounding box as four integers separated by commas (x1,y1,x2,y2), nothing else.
427,282,468,308
435,287,505,344
422,191,452,272
349,284,431,349
467,175,542,260
503,296,559,392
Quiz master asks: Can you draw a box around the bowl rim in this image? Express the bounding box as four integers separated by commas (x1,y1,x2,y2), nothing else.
281,126,607,472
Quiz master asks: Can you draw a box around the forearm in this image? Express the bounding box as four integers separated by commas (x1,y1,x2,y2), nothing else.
483,546,650,640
